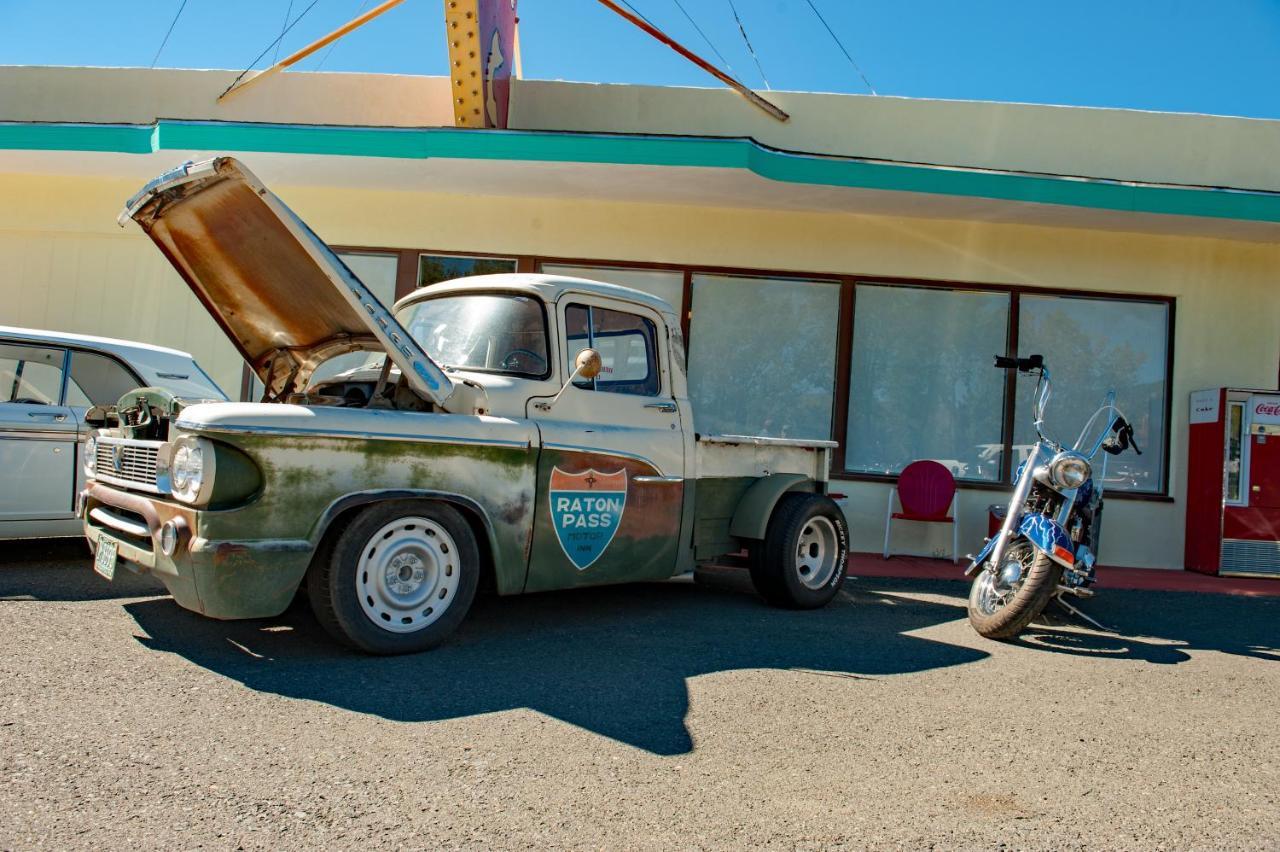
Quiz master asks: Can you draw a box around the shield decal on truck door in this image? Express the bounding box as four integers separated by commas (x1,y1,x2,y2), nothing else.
549,467,628,570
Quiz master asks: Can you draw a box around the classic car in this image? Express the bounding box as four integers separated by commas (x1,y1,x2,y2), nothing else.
0,325,224,539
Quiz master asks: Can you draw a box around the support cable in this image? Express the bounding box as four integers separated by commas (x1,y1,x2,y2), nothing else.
671,0,736,75
725,0,770,90
315,0,371,69
219,0,321,99
150,0,190,68
801,0,877,94
273,0,295,63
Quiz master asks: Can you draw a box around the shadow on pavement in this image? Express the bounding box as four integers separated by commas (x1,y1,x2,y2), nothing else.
863,576,1280,664
992,587,1279,664
0,541,166,602
125,575,988,755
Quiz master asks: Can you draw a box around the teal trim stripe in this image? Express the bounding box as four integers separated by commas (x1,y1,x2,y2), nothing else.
2,120,1278,225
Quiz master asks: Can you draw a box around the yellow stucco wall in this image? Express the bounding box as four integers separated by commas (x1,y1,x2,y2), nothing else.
1,169,1276,569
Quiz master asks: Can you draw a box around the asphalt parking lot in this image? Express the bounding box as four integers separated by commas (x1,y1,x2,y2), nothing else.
2,540,1277,850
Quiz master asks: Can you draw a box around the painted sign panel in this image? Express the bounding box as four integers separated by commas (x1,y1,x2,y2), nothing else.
549,467,627,570
1249,395,1280,426
445,0,519,129
1189,388,1220,424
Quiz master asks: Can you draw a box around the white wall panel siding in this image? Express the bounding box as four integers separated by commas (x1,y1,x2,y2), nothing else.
0,231,245,397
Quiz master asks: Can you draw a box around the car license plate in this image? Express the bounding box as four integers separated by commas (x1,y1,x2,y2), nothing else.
94,537,118,581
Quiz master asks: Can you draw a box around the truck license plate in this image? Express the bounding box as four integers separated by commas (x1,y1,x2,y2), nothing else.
94,538,118,581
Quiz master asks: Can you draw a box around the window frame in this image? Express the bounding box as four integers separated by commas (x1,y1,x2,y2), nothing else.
321,245,1175,501
563,301,661,397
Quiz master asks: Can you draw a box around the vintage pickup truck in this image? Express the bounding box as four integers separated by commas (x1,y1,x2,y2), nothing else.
82,157,848,654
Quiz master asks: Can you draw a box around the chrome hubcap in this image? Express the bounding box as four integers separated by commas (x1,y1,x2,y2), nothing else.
356,516,459,633
795,516,840,590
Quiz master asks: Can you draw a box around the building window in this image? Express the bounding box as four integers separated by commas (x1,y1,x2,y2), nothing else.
564,303,660,396
540,264,684,314
419,254,516,288
1014,294,1170,494
688,274,840,439
844,284,1011,481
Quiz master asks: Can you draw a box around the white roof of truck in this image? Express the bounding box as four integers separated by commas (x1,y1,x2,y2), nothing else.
395,273,677,316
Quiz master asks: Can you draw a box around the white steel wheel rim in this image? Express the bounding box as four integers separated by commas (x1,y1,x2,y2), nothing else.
795,515,840,590
356,516,460,633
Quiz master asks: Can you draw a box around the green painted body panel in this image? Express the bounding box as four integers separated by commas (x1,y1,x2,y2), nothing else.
163,431,538,616
690,476,756,561
728,474,815,542
3,120,1278,224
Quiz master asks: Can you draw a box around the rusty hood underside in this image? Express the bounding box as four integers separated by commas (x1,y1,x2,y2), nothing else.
120,157,453,407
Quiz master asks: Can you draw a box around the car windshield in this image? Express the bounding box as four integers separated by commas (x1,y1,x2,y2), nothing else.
397,294,549,378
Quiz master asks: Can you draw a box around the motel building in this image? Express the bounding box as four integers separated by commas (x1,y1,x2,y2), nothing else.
1,64,1278,574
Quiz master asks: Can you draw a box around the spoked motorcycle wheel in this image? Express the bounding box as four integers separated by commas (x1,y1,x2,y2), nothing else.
967,539,1062,640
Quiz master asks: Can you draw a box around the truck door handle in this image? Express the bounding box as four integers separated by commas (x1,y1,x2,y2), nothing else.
28,411,66,422
644,402,677,413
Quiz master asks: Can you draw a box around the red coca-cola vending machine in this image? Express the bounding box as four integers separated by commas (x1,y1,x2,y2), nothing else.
1186,388,1280,577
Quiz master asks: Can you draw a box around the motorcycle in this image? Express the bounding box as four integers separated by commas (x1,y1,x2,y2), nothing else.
964,354,1141,639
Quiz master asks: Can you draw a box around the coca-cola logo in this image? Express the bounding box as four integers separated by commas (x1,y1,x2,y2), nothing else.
1255,401,1280,417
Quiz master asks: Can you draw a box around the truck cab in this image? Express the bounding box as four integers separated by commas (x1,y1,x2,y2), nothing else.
84,157,848,654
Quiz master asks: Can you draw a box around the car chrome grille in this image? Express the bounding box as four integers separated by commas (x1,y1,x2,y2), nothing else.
94,439,167,495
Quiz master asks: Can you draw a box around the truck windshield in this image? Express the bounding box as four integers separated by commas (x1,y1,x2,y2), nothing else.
397,294,550,379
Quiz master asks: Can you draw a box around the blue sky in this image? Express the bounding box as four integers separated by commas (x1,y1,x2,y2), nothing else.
2,0,1278,118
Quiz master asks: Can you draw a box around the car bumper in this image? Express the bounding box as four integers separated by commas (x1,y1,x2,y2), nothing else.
80,482,313,619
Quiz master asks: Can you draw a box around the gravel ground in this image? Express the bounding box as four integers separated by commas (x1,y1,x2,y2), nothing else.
1,540,1278,850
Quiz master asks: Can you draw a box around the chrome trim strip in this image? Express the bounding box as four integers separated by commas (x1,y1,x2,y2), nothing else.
0,430,76,441
96,436,165,449
697,433,839,449
634,475,683,484
543,442,660,472
174,419,531,450
89,506,150,538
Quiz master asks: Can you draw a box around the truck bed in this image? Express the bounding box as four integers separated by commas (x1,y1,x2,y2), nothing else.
691,433,838,561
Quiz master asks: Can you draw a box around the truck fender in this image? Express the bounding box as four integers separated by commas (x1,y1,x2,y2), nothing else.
728,474,816,541
310,488,508,589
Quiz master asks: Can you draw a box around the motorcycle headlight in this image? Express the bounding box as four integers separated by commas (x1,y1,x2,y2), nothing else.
1048,452,1091,490
84,435,97,477
169,437,215,505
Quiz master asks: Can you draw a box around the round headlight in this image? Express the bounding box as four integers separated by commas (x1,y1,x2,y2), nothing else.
171,441,205,502
84,435,97,477
1048,452,1091,490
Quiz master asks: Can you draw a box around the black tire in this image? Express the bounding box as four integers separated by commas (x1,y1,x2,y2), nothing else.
307,500,480,655
749,493,849,609
966,539,1062,640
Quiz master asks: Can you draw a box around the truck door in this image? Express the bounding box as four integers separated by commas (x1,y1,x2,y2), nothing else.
525,296,686,592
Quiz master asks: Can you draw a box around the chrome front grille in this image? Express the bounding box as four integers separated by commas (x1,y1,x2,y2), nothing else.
94,438,166,495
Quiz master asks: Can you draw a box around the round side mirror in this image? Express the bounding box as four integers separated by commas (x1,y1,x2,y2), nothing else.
574,348,603,380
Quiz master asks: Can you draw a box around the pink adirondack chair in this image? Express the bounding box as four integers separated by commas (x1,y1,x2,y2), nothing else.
883,460,959,564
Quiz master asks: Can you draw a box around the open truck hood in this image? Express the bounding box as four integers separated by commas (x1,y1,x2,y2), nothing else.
119,157,454,407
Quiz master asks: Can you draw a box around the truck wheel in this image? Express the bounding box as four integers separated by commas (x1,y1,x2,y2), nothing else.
967,539,1061,640
749,493,849,609
308,500,480,654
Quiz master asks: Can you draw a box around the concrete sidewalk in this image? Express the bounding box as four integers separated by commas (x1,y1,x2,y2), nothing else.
852,552,1280,597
